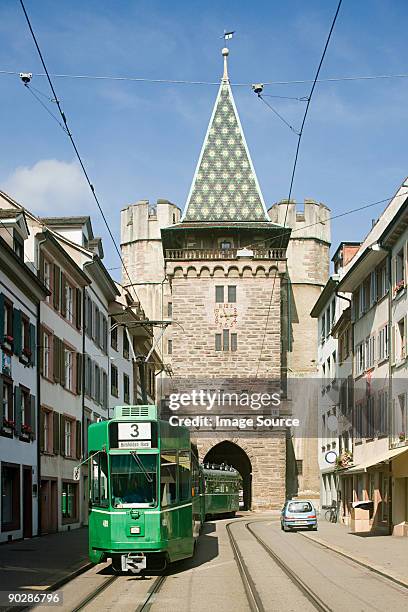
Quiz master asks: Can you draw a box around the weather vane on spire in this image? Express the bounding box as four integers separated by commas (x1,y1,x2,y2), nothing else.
221,30,235,81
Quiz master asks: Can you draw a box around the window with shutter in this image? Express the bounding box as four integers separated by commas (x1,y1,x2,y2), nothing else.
60,414,66,456
76,353,83,394
61,273,67,317
53,265,61,310
30,394,36,439
29,323,36,366
75,288,82,330
14,386,22,436
40,408,45,452
76,420,82,459
13,309,22,357
53,337,60,383
102,371,108,409
53,412,60,455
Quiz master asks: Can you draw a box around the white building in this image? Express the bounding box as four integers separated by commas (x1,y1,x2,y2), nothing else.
311,242,358,521
0,210,48,542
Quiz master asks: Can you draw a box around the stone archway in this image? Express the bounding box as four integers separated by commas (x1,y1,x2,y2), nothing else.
203,440,252,510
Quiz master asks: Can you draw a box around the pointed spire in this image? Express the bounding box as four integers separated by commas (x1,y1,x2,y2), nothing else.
181,50,269,223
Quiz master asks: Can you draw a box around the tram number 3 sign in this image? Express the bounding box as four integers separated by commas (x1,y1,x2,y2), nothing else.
118,422,152,449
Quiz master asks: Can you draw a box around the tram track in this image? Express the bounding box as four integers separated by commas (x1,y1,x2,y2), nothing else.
71,574,118,611
68,569,167,612
227,520,332,612
134,574,167,612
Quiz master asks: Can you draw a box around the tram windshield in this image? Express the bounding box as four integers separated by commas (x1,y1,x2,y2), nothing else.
111,454,157,507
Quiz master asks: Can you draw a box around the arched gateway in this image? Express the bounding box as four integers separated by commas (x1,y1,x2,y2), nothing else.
197,435,286,510
203,441,252,510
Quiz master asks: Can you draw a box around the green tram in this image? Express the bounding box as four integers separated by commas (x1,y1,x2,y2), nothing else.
87,405,240,573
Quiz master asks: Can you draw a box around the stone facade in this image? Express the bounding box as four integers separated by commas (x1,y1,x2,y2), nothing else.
167,260,284,378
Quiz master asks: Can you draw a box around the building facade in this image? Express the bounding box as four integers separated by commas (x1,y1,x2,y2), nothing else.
310,242,358,519
0,211,48,542
336,181,408,535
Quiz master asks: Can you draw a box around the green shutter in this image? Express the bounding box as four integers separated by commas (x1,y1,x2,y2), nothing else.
30,394,36,440
53,336,60,383
39,326,44,376
13,309,22,356
14,385,22,435
29,323,36,366
0,293,4,340
40,409,45,452
53,412,59,455
60,414,65,456
39,250,44,282
76,353,82,395
60,343,66,388
0,377,3,424
53,265,61,310
61,273,67,317
75,289,82,330
76,420,82,460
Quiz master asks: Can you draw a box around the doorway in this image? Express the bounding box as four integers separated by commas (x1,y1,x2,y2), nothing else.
22,467,32,539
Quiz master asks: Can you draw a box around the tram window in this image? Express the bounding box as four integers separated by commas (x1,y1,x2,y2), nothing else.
178,450,191,501
90,452,109,507
161,452,177,506
110,454,157,507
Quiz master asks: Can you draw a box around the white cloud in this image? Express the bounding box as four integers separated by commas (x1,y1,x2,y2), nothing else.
2,159,90,215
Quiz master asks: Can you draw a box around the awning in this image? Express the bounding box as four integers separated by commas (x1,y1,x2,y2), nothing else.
345,445,408,474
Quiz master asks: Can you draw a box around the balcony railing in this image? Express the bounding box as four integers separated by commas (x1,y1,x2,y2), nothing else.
165,248,286,261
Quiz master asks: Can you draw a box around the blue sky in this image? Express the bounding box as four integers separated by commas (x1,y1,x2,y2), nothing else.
1,0,408,277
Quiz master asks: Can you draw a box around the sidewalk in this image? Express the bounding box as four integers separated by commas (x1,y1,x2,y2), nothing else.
300,520,408,587
0,528,90,594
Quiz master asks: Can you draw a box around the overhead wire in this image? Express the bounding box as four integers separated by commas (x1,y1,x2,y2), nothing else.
18,0,141,304
257,94,300,135
253,0,343,382
3,69,408,87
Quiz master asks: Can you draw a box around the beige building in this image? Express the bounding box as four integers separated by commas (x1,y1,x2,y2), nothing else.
121,49,330,509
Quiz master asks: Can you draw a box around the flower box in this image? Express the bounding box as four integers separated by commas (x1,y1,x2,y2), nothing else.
2,418,15,435
394,280,405,296
336,451,353,469
2,335,13,351
22,424,32,434
399,432,406,442
20,352,30,365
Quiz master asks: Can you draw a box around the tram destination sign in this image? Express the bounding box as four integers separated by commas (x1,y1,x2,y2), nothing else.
117,422,152,448
109,421,157,449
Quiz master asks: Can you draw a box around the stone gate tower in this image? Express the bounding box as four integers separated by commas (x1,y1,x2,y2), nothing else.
121,48,330,509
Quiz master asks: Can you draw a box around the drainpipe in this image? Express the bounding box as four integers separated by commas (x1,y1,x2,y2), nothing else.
335,288,352,307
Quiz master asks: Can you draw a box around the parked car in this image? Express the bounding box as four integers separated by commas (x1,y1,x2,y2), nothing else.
281,499,318,531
